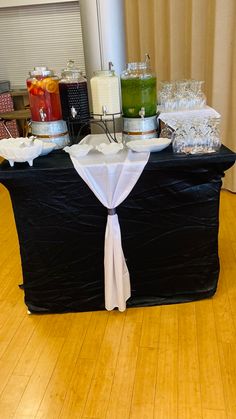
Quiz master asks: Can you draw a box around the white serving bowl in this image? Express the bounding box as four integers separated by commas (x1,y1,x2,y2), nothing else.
80,133,123,146
40,141,57,156
126,137,172,153
0,137,43,167
64,143,93,158
95,142,123,155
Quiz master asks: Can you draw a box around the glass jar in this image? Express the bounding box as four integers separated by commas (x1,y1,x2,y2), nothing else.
121,61,157,118
158,81,175,112
175,80,189,111
59,60,90,123
189,80,206,109
26,66,62,122
90,70,121,120
172,117,221,154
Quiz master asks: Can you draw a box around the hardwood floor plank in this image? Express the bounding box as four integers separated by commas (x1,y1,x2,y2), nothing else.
195,300,226,410
140,306,161,349
0,374,30,419
0,314,39,395
178,302,202,417
58,358,97,419
35,313,92,418
13,314,72,377
154,305,178,419
130,347,158,419
125,307,144,323
212,270,236,345
0,302,27,359
81,311,126,419
105,321,142,419
202,409,227,418
217,343,236,413
227,407,236,419
13,336,65,417
79,311,109,360
178,404,203,419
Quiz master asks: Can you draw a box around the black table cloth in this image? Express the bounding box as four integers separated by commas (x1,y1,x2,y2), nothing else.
0,145,235,313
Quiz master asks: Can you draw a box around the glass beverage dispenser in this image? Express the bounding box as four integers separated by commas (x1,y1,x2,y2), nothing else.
121,60,157,118
27,66,62,121
59,60,90,138
121,57,158,143
90,69,121,119
26,66,70,149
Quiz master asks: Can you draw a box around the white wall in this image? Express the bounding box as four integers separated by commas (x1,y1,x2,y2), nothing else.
80,0,126,80
0,2,85,87
0,0,72,7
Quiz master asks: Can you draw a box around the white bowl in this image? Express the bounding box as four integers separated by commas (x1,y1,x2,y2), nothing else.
64,143,93,158
126,137,172,153
95,142,123,155
80,133,123,146
0,137,43,167
40,142,57,156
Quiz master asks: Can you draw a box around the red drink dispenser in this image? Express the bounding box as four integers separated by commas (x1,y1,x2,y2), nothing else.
26,66,70,149
27,66,62,121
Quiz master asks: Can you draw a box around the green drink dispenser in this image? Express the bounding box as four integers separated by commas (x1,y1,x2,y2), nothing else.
121,60,157,118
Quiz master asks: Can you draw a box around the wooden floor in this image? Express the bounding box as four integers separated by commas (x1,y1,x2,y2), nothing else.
1,185,236,419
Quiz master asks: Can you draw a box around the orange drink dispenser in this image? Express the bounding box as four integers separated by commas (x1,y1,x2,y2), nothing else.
26,66,70,149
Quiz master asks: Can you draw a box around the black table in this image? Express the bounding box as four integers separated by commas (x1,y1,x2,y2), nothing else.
0,145,235,313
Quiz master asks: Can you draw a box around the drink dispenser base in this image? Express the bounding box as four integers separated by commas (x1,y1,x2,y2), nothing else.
122,116,158,143
31,121,70,149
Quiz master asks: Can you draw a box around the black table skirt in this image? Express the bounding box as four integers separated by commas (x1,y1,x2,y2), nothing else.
0,145,235,313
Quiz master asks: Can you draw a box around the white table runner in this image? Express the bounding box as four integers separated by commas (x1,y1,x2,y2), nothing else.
69,148,149,311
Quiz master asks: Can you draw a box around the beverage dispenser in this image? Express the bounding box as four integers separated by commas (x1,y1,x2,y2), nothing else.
90,68,121,119
59,60,90,140
121,57,158,142
26,66,70,148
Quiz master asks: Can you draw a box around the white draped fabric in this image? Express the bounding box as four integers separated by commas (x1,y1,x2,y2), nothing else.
69,148,149,311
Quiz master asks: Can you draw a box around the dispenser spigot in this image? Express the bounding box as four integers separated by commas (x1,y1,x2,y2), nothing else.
71,106,77,119
139,107,145,118
39,108,46,122
145,53,150,68
102,105,108,116
108,62,114,70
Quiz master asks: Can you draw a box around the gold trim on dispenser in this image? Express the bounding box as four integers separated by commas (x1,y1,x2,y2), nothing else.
35,131,68,139
123,129,156,136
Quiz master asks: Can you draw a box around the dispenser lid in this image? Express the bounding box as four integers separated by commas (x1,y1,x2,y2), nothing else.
61,60,83,79
29,66,54,77
127,54,151,71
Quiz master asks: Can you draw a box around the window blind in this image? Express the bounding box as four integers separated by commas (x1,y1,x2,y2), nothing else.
0,1,85,88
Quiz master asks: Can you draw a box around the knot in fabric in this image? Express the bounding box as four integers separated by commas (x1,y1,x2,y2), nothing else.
107,208,116,215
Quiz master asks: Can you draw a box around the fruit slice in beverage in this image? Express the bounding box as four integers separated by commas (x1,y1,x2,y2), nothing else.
27,79,44,96
42,78,58,93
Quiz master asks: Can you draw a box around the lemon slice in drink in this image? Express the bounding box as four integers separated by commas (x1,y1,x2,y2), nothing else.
43,78,58,93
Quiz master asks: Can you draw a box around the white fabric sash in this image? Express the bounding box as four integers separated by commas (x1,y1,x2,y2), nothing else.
69,148,149,311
